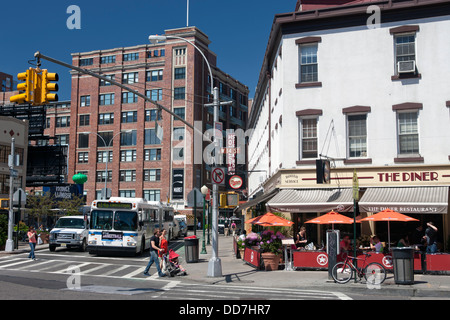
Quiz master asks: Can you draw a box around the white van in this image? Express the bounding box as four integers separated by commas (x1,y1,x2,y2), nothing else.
49,215,89,252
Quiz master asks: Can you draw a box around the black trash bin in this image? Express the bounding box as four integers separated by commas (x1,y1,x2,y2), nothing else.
392,247,414,284
184,236,199,263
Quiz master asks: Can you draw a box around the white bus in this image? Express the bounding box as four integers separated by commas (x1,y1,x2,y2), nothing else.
87,197,175,255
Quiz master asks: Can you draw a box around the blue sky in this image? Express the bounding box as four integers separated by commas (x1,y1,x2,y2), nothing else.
1,0,294,100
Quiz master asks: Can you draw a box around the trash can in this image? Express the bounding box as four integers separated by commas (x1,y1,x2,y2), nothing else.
184,236,199,263
392,247,414,284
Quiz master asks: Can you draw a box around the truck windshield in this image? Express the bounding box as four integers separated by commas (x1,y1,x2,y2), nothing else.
90,210,113,230
55,218,85,229
114,211,137,231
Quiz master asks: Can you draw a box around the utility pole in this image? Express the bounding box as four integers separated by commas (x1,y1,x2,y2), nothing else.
5,138,15,252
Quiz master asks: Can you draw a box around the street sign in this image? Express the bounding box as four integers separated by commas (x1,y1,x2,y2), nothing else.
187,188,203,207
13,188,27,205
228,174,244,190
211,167,226,185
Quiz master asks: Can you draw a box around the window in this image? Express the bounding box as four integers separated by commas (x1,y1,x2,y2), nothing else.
119,170,136,182
96,171,112,182
80,95,90,107
146,70,163,82
56,134,70,145
174,107,185,120
174,87,185,100
144,190,160,201
119,190,136,198
144,169,161,182
348,115,367,158
122,72,139,84
100,75,115,86
147,89,162,101
97,132,114,147
395,34,416,74
79,114,90,126
56,116,70,128
120,130,137,146
398,112,419,155
144,149,161,161
98,113,114,125
300,118,317,159
173,127,185,141
79,58,93,66
121,111,138,123
144,129,161,145
123,53,139,61
99,93,114,106
174,67,186,80
299,45,318,83
101,55,116,64
173,147,184,161
145,109,162,121
78,133,89,148
97,151,113,163
120,150,136,162
77,152,89,163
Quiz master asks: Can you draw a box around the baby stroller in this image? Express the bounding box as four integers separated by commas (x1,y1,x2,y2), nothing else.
162,249,187,277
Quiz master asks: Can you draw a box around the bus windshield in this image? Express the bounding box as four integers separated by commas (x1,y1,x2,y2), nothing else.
114,211,138,231
90,210,113,230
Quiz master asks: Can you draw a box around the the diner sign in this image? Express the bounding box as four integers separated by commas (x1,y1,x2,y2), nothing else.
377,171,438,182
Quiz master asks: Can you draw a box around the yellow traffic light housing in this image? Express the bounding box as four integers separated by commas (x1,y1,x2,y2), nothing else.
219,192,239,208
40,69,59,104
10,68,36,104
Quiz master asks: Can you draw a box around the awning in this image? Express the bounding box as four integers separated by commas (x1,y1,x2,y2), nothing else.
233,188,279,213
359,187,449,214
266,188,354,213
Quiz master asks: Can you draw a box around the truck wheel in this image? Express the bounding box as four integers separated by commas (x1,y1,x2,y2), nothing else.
79,239,87,252
49,245,56,252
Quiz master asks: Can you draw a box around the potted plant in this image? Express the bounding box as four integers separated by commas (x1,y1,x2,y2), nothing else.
260,230,285,271
236,238,245,259
244,232,261,250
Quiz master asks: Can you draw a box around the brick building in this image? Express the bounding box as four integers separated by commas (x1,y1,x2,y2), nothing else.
68,26,249,213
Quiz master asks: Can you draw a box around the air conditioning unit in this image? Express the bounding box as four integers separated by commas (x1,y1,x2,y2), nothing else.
397,60,416,74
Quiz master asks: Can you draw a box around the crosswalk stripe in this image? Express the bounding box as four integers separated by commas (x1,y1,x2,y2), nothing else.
121,266,146,278
0,259,34,269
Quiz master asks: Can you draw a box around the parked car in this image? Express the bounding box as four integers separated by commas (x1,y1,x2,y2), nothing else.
49,215,89,252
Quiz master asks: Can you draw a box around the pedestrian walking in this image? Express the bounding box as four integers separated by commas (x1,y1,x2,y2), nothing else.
27,226,37,260
143,229,166,277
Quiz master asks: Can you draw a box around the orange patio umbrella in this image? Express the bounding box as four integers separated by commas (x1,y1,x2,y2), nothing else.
305,210,356,230
245,212,294,227
360,208,418,250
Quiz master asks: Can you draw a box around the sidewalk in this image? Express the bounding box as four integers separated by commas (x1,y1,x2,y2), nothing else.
3,234,450,298
175,233,450,299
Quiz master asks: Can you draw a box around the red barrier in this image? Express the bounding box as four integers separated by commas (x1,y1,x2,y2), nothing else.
244,247,262,269
426,253,450,272
293,251,329,269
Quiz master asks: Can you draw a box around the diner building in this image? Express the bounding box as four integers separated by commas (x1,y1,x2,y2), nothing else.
244,0,450,251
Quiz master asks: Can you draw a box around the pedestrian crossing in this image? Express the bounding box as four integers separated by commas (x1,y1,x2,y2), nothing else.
0,255,156,280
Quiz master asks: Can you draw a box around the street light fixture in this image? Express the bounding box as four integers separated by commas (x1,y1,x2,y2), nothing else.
149,33,222,277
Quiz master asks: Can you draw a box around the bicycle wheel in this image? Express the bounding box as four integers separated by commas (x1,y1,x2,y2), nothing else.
364,262,386,285
332,262,353,284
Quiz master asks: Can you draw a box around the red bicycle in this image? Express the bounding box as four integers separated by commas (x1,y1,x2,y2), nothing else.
332,252,386,285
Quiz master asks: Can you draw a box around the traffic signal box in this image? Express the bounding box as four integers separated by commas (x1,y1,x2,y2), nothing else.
10,68,36,104
9,68,58,105
219,192,239,209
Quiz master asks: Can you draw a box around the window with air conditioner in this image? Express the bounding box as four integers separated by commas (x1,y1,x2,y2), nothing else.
395,34,416,75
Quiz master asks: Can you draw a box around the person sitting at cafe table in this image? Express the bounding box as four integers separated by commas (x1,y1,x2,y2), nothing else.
370,235,383,253
397,234,410,247
340,235,352,252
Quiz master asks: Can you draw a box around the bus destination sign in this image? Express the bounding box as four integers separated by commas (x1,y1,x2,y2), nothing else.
96,202,133,210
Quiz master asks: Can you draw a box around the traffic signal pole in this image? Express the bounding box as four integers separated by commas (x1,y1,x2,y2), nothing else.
5,138,15,252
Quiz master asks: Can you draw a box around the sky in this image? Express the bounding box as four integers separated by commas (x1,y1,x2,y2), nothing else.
1,0,295,101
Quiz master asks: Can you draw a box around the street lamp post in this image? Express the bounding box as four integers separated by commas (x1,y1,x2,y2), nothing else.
200,185,209,254
88,130,132,199
149,34,222,277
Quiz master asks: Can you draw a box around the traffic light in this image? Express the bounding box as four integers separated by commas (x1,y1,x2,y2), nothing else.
10,68,36,104
219,192,239,208
39,69,59,104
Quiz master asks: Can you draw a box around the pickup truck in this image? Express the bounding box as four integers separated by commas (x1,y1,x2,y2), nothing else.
49,215,89,252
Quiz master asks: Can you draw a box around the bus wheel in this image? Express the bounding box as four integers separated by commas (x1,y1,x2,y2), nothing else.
139,238,145,256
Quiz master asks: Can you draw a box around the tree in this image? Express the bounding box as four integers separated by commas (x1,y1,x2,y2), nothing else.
26,193,55,226
57,194,86,216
